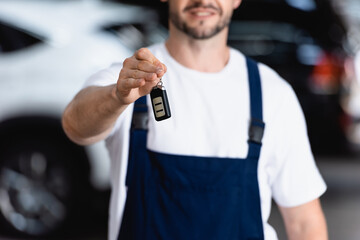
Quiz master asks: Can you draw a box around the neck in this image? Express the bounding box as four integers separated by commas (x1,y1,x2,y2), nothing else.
165,23,230,72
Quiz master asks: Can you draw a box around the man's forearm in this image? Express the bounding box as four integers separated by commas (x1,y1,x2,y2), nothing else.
286,219,328,240
62,84,128,145
280,199,328,240
62,48,167,145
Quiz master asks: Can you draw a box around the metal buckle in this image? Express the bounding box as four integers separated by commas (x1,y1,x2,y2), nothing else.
249,119,265,144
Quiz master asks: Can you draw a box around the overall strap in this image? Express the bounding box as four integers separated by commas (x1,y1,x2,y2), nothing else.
125,96,148,187
120,96,150,239
130,57,265,161
132,96,148,130
246,57,265,159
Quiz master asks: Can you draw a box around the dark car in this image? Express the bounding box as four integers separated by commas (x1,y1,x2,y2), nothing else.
228,0,354,155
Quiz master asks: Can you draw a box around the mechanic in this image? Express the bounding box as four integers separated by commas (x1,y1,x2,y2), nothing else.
62,0,328,239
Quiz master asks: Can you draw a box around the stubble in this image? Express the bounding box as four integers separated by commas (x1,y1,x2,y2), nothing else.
169,3,232,40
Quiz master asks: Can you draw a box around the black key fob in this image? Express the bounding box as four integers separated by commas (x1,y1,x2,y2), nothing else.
150,85,171,121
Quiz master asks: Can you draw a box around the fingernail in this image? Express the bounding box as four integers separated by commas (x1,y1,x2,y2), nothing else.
156,67,163,74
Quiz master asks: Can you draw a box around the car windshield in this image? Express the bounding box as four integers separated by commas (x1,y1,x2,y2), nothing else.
232,0,347,50
228,21,317,62
286,0,317,11
0,21,44,53
258,0,317,11
102,22,167,51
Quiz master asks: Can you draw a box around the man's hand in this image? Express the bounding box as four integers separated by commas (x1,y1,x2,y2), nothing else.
62,48,166,145
115,48,167,105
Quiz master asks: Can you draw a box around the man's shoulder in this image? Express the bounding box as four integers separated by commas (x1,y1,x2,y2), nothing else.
255,60,293,96
229,47,292,93
147,42,165,54
82,62,122,89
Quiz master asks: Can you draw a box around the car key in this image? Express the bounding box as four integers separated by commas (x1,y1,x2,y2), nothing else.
150,80,171,121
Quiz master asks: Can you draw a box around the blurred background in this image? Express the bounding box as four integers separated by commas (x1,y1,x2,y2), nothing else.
0,0,359,239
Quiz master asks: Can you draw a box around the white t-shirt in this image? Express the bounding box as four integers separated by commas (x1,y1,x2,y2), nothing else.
83,43,326,240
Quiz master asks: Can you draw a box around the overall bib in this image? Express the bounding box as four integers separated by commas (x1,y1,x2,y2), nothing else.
118,58,265,240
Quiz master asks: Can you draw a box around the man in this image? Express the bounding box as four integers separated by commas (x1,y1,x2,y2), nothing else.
62,0,328,239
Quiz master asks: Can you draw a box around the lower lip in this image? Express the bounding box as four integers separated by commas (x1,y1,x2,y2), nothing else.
188,12,215,20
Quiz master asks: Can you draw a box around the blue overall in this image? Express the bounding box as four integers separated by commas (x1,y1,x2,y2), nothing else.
118,58,265,240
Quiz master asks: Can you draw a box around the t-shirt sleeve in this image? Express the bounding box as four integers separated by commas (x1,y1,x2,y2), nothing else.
270,84,327,207
81,62,132,138
82,62,122,89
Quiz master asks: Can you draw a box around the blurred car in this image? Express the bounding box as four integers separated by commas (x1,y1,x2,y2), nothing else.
342,48,360,151
0,0,166,237
227,0,356,155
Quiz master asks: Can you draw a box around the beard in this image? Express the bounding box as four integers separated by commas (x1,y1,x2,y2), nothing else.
169,4,232,40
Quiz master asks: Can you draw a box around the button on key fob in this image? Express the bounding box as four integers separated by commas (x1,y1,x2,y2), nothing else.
150,84,171,121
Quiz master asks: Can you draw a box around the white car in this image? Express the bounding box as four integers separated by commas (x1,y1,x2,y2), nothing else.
0,0,166,237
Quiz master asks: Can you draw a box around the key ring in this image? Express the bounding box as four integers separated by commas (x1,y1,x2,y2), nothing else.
157,78,163,87
153,78,163,90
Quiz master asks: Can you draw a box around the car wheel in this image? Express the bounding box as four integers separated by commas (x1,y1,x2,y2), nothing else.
0,135,87,237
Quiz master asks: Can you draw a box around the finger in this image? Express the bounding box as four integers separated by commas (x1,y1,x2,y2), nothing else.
161,63,167,73
135,48,167,71
129,69,158,81
124,57,164,75
157,63,167,78
138,79,162,96
135,48,157,63
119,78,145,91
121,67,158,81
